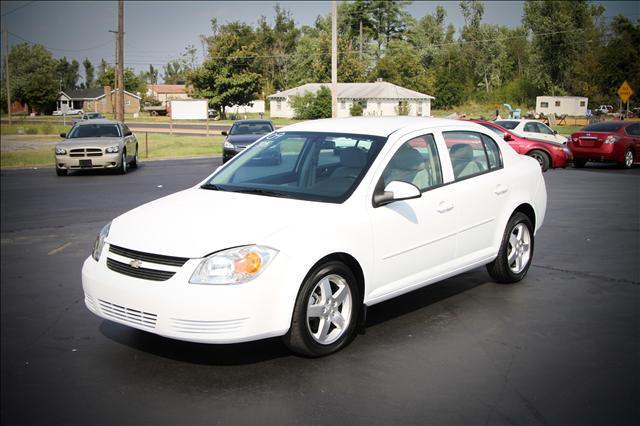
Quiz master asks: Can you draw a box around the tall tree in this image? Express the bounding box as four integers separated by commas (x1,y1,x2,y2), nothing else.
97,65,146,94
56,57,80,91
82,58,95,89
8,43,58,113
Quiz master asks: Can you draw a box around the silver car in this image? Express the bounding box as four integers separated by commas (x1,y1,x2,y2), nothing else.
55,120,138,176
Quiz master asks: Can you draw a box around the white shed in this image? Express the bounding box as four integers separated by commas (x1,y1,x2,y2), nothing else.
268,81,434,119
536,96,588,116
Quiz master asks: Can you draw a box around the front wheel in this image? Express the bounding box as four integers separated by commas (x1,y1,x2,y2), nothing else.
527,150,550,172
117,150,127,174
619,148,634,169
130,145,138,168
487,212,534,284
56,168,67,176
284,261,360,357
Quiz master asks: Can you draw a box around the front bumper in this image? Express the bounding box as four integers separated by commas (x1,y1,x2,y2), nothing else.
56,152,121,170
81,246,292,344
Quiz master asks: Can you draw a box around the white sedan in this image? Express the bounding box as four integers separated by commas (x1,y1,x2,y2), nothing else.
82,117,547,357
496,119,568,144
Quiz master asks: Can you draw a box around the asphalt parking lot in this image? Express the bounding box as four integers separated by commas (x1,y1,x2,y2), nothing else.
1,159,638,425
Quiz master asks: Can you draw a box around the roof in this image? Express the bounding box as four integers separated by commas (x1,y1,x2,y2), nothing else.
75,119,121,126
279,116,480,137
267,81,434,100
148,84,188,94
60,89,141,100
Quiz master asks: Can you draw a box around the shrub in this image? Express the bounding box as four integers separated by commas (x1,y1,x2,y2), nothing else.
349,103,363,116
25,126,38,135
395,101,410,116
290,86,332,120
41,124,53,135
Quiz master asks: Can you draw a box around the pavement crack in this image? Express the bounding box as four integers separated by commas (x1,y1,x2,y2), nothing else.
531,264,639,285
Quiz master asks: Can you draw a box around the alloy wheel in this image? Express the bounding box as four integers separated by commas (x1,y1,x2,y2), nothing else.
507,223,531,274
306,274,352,345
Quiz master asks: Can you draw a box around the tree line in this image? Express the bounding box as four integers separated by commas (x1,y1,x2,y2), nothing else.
2,0,638,115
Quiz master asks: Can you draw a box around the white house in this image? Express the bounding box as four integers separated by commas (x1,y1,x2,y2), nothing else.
268,80,434,118
228,100,265,115
535,96,588,116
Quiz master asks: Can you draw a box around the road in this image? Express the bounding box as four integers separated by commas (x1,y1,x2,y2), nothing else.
1,159,638,425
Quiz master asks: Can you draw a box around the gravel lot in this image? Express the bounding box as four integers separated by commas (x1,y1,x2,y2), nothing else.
1,158,638,425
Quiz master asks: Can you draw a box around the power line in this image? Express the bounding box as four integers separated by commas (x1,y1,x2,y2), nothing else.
6,30,113,52
1,1,35,17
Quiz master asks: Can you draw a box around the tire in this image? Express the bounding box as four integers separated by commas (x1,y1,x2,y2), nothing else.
56,168,67,176
117,150,127,174
527,150,550,172
284,260,361,357
130,145,138,168
573,158,587,168
486,212,534,284
619,148,634,169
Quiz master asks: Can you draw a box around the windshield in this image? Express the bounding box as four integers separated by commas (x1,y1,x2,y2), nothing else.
230,122,274,136
495,120,518,130
205,131,386,203
68,124,121,138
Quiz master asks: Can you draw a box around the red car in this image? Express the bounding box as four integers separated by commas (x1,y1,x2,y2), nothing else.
471,120,572,172
568,121,640,169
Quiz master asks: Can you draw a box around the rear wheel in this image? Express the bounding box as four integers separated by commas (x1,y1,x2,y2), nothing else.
284,261,360,357
487,212,534,284
573,158,587,168
527,150,550,172
56,168,67,176
619,148,634,169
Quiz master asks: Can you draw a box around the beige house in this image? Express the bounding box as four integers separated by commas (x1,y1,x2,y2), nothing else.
146,84,191,106
268,80,434,118
56,87,141,114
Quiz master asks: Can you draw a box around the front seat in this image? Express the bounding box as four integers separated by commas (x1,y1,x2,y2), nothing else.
384,146,429,189
332,147,368,179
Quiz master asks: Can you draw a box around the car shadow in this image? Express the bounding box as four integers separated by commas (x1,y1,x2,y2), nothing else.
569,163,639,175
100,268,491,365
66,164,143,177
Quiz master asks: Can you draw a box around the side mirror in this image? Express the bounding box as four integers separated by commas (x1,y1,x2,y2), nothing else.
503,133,513,141
124,130,132,136
59,133,66,138
221,131,228,136
373,181,421,207
553,130,558,134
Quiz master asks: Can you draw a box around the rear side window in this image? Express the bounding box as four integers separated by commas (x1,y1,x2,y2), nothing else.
582,122,626,132
444,131,495,180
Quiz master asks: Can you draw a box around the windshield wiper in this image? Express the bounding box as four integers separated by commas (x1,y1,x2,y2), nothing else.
231,188,290,198
200,183,225,191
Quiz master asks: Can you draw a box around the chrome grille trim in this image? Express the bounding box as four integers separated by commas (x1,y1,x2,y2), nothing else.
69,148,104,157
107,258,175,281
98,299,157,328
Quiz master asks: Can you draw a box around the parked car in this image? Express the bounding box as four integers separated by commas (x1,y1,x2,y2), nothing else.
568,121,640,169
222,119,276,163
73,112,105,125
52,108,83,116
82,117,547,356
595,105,615,115
472,120,572,172
495,119,568,144
55,119,138,176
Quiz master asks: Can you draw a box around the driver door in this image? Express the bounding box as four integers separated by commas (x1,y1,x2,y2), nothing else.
367,132,458,303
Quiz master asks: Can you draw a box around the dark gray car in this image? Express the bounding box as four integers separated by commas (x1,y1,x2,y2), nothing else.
222,119,276,163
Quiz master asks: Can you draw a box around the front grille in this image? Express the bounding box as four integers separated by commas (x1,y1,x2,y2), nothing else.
98,299,157,328
109,244,188,267
69,148,103,157
107,258,175,281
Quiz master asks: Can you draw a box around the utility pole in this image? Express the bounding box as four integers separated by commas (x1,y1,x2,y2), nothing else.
116,0,125,122
331,0,337,118
4,29,12,124
108,29,117,116
359,20,363,60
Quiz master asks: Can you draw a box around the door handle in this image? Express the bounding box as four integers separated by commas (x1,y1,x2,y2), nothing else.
494,184,509,195
437,200,454,213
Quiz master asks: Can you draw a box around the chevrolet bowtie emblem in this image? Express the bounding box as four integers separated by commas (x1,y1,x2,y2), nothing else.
129,259,143,269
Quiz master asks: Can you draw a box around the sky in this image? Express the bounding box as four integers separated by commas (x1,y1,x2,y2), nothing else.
1,0,639,83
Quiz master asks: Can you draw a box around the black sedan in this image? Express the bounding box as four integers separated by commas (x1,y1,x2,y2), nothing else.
222,120,276,163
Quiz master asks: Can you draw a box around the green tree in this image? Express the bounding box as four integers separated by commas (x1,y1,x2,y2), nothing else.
8,43,58,113
372,40,432,94
82,58,95,89
289,86,332,119
369,0,412,56
56,57,80,91
97,65,146,94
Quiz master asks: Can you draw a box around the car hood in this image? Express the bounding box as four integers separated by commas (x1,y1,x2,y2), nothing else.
106,188,336,258
58,137,122,147
226,134,264,145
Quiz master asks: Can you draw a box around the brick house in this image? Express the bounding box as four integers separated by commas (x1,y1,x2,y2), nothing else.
56,87,141,114
146,84,191,106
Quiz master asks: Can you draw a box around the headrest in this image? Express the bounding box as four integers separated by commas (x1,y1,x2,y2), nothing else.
390,147,425,171
339,147,368,168
449,143,473,162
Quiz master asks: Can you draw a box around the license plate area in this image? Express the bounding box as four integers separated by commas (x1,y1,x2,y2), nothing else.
79,159,92,168
579,139,595,147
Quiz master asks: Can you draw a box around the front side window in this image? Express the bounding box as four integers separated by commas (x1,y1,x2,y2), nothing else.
381,134,442,192
206,132,385,203
444,131,497,180
625,123,640,136
67,124,121,138
537,123,554,135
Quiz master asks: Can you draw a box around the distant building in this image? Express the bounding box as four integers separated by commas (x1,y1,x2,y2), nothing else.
267,80,434,118
536,96,588,116
56,87,141,114
146,84,191,106
228,100,265,115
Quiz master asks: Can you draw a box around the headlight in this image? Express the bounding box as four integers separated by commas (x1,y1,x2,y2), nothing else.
223,140,234,149
105,145,120,153
92,222,111,261
55,147,67,155
190,245,278,285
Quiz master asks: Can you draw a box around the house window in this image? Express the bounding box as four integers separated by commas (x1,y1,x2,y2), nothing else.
276,101,282,111
377,101,381,109
340,101,345,110
555,101,561,107
417,102,423,115
580,101,586,107
125,99,131,106
540,102,549,108
359,100,367,109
